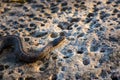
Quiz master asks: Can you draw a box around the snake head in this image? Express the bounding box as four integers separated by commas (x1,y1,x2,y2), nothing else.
52,36,65,47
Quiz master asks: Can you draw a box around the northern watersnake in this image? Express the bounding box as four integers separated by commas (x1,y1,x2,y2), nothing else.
0,35,65,63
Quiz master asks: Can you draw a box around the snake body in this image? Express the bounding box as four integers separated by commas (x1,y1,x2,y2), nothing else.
0,35,65,62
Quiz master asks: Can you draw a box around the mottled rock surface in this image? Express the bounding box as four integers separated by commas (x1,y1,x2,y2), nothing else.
0,0,120,80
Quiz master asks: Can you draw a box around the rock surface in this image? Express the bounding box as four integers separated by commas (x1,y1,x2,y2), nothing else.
0,0,120,80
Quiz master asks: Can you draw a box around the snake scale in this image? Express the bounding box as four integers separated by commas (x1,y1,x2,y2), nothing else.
0,35,65,63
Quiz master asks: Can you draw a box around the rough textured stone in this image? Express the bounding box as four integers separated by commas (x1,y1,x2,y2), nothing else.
0,0,119,80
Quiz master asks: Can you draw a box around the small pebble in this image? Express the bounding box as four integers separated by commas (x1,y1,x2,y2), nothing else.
82,57,90,65
100,69,108,78
75,73,82,79
0,65,4,71
50,32,58,38
69,18,80,23
61,66,67,71
51,7,59,13
58,22,71,30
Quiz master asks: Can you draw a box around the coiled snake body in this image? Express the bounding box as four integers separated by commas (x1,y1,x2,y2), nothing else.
0,35,65,63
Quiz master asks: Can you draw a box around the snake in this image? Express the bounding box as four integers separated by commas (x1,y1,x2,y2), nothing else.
0,35,65,63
